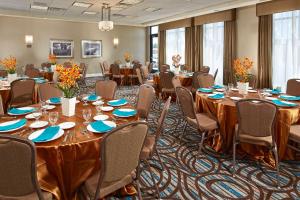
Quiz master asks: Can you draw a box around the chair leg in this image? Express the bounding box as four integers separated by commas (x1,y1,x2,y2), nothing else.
198,131,206,156
179,121,188,143
272,145,280,188
135,165,143,200
155,148,164,171
145,159,161,199
232,140,237,176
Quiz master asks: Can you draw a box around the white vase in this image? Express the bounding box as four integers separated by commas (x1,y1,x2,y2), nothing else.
125,62,130,67
237,82,249,95
61,97,76,117
51,64,56,72
7,73,17,83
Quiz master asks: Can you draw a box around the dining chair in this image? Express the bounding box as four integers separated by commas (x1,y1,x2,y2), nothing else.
160,64,170,72
100,62,111,80
0,95,4,115
176,86,218,155
200,66,210,73
159,71,175,99
248,74,257,89
191,71,203,93
111,64,124,86
38,82,62,102
148,62,153,74
25,64,34,70
197,73,214,88
233,99,280,188
141,65,150,80
140,96,171,199
136,68,154,87
136,84,155,120
286,79,300,96
288,124,300,153
95,80,117,100
81,122,148,200
213,68,218,80
9,79,35,108
25,67,40,78
172,76,182,89
0,70,7,78
0,134,52,199
78,63,88,87
128,64,140,86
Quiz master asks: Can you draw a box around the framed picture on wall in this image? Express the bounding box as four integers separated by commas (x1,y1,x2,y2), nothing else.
50,39,74,58
81,40,102,58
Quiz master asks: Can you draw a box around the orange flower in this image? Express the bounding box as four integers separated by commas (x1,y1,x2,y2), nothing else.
0,56,16,74
124,52,132,63
233,57,253,82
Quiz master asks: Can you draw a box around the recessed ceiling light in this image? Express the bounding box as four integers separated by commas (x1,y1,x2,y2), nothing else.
144,7,161,12
120,0,143,5
72,2,92,8
30,2,48,10
83,11,97,15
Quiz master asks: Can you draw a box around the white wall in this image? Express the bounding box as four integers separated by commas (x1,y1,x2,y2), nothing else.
0,16,146,75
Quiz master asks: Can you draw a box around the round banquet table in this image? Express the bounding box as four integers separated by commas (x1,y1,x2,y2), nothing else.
1,101,139,200
110,68,138,85
195,90,300,165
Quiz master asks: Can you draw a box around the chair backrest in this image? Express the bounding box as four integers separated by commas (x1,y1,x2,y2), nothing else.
99,62,104,74
0,95,4,115
95,80,117,100
0,135,43,199
191,71,202,90
148,63,153,73
286,79,300,96
159,71,174,90
111,64,120,75
25,68,40,78
63,62,72,68
0,70,7,78
25,64,34,71
132,64,141,75
103,61,110,71
41,62,51,69
248,74,257,89
213,68,218,80
95,122,148,197
200,66,210,73
160,64,170,72
79,63,88,79
198,73,214,88
236,99,277,138
136,84,155,119
175,86,196,120
141,66,149,79
172,76,182,89
10,79,35,108
136,68,144,85
38,83,62,102
155,96,171,141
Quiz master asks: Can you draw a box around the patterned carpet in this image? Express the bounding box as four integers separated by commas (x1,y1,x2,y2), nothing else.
84,78,300,200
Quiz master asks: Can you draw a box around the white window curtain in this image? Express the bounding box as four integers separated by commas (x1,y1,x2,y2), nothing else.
203,22,224,85
166,28,185,71
272,10,300,91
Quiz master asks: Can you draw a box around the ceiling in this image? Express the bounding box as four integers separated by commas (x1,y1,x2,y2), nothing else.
0,0,269,26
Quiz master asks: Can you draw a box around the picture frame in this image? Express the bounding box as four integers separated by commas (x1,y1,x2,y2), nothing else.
50,39,74,58
81,40,102,58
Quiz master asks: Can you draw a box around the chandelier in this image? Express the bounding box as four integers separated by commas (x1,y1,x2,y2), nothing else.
98,3,113,31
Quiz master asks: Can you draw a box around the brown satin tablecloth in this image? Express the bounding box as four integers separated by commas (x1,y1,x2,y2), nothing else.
110,68,138,85
1,101,138,200
195,90,299,165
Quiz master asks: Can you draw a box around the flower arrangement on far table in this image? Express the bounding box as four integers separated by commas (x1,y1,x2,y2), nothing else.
48,54,57,65
233,57,253,83
124,52,132,63
0,56,17,74
172,54,182,68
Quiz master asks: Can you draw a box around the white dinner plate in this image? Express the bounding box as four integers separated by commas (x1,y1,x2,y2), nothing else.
0,120,26,133
248,90,257,93
46,99,61,105
30,121,48,129
28,128,64,143
25,113,42,119
113,108,137,118
107,99,128,107
100,106,114,112
93,115,109,121
230,97,242,101
83,96,101,102
216,88,225,92
59,122,76,129
265,97,277,101
8,107,35,116
87,121,116,133
92,100,104,106
231,88,238,92
42,105,56,110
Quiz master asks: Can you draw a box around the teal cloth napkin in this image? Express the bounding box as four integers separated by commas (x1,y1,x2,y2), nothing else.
35,79,46,84
198,88,213,93
113,109,137,117
272,99,297,107
279,95,300,101
271,89,281,95
32,126,60,142
212,85,224,89
49,97,61,104
209,93,224,99
33,77,44,80
107,98,128,106
0,119,27,131
9,107,35,115
90,121,114,133
87,94,98,101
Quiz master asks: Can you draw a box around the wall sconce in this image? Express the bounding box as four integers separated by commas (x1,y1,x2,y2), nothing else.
113,37,119,48
25,35,33,48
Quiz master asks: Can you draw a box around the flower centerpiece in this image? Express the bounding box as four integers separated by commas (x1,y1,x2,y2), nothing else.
172,54,182,74
124,52,132,67
233,57,254,95
48,54,57,72
0,56,17,83
56,63,81,116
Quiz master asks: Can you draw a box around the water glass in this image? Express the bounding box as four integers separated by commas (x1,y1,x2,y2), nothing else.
96,105,102,115
82,94,88,106
32,108,42,122
49,112,59,126
228,83,234,91
82,108,92,125
224,86,230,98
40,100,47,115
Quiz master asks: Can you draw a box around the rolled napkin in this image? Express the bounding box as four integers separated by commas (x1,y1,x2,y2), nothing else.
32,126,60,142
49,97,61,104
198,88,213,93
107,98,128,106
272,99,297,107
212,85,224,89
271,89,281,95
279,95,300,101
90,120,114,133
208,93,224,99
9,107,35,115
0,119,27,131
87,94,98,101
33,77,44,80
113,109,137,117
35,79,46,84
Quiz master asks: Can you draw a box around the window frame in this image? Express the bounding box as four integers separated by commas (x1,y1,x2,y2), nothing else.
150,26,158,63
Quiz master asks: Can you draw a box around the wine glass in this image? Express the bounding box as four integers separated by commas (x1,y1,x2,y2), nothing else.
82,108,92,125
40,100,47,115
96,105,102,115
81,94,88,106
49,112,59,126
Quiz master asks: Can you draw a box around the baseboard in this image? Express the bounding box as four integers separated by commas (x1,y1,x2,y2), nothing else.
86,73,102,78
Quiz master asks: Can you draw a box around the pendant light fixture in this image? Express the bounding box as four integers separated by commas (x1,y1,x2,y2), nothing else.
98,3,114,31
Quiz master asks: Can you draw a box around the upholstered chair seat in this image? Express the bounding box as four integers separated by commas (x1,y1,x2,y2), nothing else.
187,113,218,131
140,135,156,159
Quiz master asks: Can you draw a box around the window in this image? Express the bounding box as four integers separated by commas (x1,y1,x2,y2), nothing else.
272,10,300,90
203,22,224,85
150,26,158,67
166,28,185,70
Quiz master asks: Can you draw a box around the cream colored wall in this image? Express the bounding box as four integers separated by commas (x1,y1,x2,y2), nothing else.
0,16,146,75
236,5,259,75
